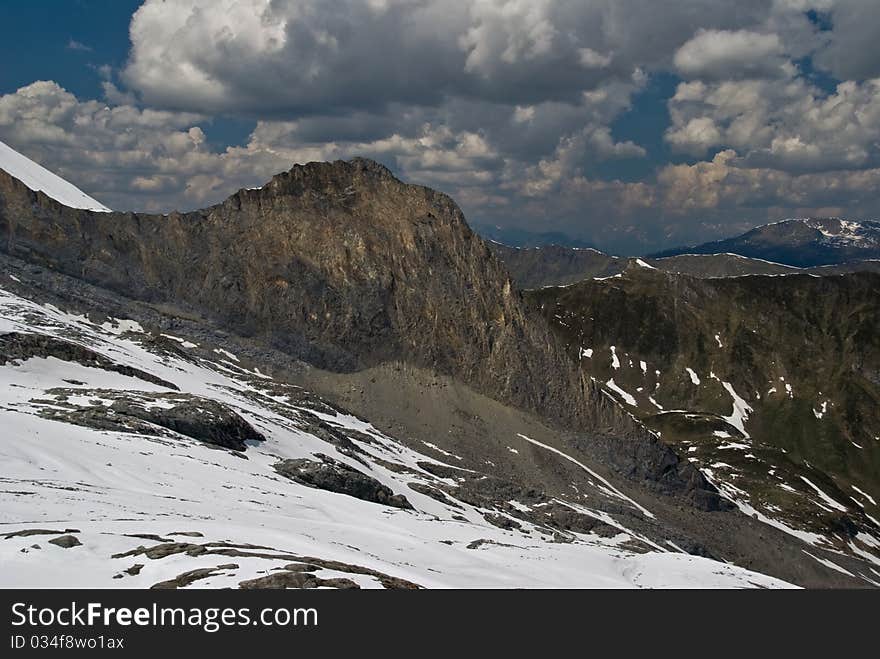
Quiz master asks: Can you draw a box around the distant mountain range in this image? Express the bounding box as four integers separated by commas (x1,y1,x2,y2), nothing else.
490,242,880,289
471,222,599,249
650,218,880,268
488,218,880,289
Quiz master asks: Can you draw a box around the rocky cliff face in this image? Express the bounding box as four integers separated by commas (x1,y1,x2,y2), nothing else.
0,158,714,500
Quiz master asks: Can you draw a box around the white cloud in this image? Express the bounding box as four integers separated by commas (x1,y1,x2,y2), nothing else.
674,29,790,79
657,148,880,214
67,39,93,53
121,0,781,114
5,0,880,252
666,74,880,170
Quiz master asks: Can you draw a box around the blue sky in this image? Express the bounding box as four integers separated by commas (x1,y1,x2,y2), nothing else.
1,1,879,254
0,1,138,100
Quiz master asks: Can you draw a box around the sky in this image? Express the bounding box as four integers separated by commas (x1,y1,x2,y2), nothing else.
1,0,879,254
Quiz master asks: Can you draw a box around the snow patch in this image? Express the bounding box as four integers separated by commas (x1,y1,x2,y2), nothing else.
0,140,111,212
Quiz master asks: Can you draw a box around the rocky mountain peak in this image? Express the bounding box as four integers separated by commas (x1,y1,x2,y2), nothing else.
256,157,401,197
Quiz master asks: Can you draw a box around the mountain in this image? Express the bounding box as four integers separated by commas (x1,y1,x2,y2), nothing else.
472,222,597,249
651,218,880,268
528,263,880,579
0,147,875,587
487,243,628,288
0,140,110,212
0,156,711,502
490,243,880,289
0,267,798,589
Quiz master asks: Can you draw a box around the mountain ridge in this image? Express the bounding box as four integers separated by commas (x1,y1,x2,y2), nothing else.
0,139,111,212
650,217,880,267
0,155,715,504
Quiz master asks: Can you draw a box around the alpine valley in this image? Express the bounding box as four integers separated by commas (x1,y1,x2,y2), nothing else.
1,141,877,589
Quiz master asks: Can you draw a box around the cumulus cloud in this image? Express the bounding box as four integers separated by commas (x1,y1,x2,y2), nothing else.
0,81,509,213
657,148,880,215
673,29,791,79
4,0,880,253
666,75,880,170
121,0,779,115
0,81,226,210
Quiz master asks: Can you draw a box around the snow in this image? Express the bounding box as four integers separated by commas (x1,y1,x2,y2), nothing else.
803,218,879,248
516,434,655,519
579,347,593,359
717,442,750,451
685,368,700,385
813,401,828,420
605,378,637,407
609,346,620,369
213,347,240,362
0,140,111,212
699,469,823,547
422,442,463,461
101,318,144,334
713,378,753,438
0,283,793,589
160,333,198,349
851,485,877,507
802,551,855,577
714,334,723,348
639,360,647,375
799,476,848,513
634,259,656,269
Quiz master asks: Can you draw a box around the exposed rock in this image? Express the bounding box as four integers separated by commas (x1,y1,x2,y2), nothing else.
151,565,237,590
48,535,81,548
3,528,80,539
238,571,358,590
107,395,264,451
274,454,412,509
38,390,264,451
538,503,620,537
407,482,463,509
483,513,521,530
281,563,319,573
0,332,178,390
124,533,173,543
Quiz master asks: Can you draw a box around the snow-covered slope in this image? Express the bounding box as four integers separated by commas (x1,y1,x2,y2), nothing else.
781,218,879,249
0,278,793,589
0,140,110,212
